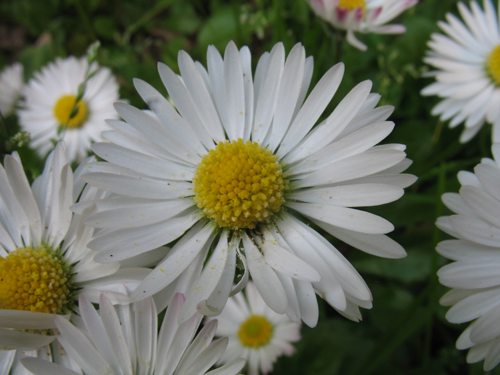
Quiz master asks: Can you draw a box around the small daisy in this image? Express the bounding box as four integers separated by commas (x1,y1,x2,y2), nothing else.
17,56,120,162
20,293,246,375
437,143,500,370
0,142,150,355
308,0,418,50
209,281,300,375
422,0,500,143
0,63,23,117
84,41,415,327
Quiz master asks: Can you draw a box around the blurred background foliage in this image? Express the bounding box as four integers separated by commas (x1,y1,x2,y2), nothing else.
0,0,495,373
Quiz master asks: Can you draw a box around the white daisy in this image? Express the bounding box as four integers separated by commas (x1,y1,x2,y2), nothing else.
308,0,418,50
20,293,245,375
0,63,23,117
421,0,500,143
209,281,300,375
17,56,120,162
0,142,151,355
437,143,500,370
83,41,415,327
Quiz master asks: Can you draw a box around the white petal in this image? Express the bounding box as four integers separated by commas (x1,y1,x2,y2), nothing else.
312,220,406,258
242,232,287,314
90,210,201,262
130,222,215,301
438,259,500,289
20,357,79,375
449,215,500,247
132,78,206,157
446,287,500,323
294,149,406,188
288,202,394,234
288,183,403,207
278,63,344,157
0,329,55,350
260,227,320,282
252,43,285,144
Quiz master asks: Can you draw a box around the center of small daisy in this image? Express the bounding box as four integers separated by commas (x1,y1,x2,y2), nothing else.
53,94,88,128
237,315,273,347
487,44,500,85
0,245,74,314
338,0,365,10
193,139,287,230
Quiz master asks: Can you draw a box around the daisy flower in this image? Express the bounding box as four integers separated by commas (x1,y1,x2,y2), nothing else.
0,142,150,355
0,63,23,117
437,143,500,370
83,41,415,327
209,281,300,375
308,0,418,50
421,0,500,143
17,56,120,162
20,293,245,375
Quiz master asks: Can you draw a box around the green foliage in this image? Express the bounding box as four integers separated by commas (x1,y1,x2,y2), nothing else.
1,0,498,374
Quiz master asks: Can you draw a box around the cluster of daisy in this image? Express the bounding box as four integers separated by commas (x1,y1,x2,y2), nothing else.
0,30,420,373
5,0,500,372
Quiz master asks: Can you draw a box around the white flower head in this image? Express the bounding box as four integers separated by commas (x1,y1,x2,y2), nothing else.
308,0,418,50
0,142,149,356
437,143,500,370
208,281,300,375
0,63,23,117
422,0,500,143
17,56,120,162
20,293,245,375
83,41,415,328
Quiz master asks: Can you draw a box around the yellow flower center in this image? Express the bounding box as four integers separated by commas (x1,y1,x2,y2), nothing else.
193,139,287,230
338,0,365,10
53,94,88,128
0,246,73,314
237,315,273,348
487,44,500,85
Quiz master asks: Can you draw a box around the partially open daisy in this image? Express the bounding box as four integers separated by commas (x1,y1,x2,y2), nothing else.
20,293,245,375
437,143,500,370
422,0,500,143
17,56,120,162
84,41,415,327
0,63,23,117
0,142,149,354
208,281,300,375
308,0,418,50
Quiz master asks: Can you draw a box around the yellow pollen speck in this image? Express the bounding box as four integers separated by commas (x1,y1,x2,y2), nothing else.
192,139,287,229
0,245,73,314
53,94,88,129
237,315,273,347
338,0,365,10
487,44,500,85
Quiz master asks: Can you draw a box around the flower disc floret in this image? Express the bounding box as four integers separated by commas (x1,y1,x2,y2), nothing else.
237,315,273,348
338,0,365,10
193,139,287,229
487,44,500,85
53,94,88,128
0,245,73,314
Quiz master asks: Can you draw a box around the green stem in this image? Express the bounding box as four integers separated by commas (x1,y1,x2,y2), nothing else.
0,111,8,140
423,162,446,365
335,30,346,63
74,0,96,41
120,0,174,46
